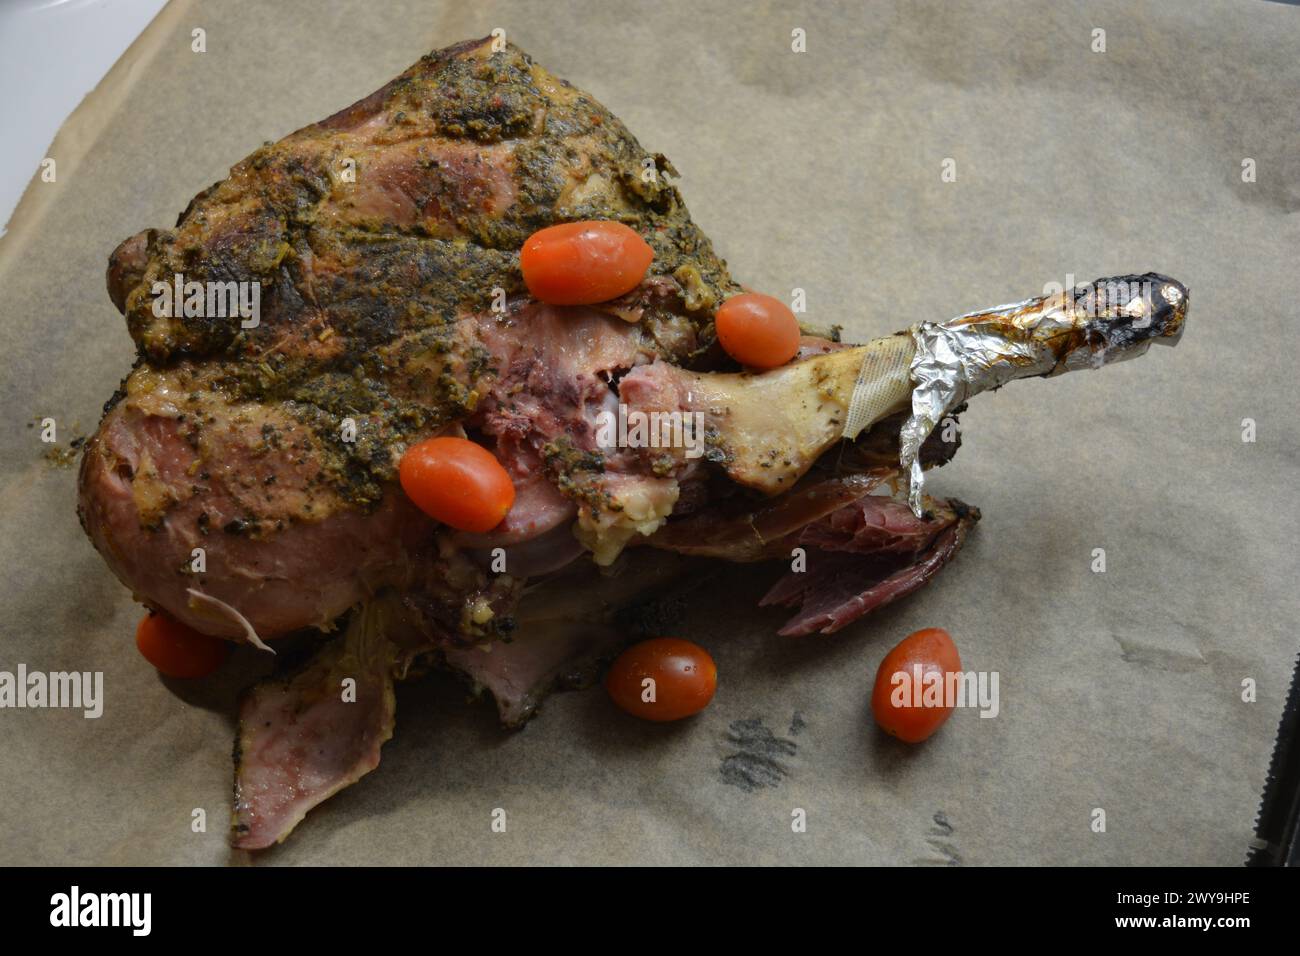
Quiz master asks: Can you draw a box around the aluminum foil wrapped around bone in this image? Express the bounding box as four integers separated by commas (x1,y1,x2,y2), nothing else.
897,273,1189,515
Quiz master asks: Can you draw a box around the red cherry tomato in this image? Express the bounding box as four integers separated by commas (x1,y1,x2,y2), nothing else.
714,292,801,369
136,611,230,679
871,627,962,743
399,436,515,533
520,220,654,305
605,637,717,722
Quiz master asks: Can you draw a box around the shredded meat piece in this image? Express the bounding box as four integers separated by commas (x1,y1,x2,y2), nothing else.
760,497,980,636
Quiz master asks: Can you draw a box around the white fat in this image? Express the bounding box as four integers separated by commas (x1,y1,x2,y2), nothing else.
185,588,275,654
574,479,679,566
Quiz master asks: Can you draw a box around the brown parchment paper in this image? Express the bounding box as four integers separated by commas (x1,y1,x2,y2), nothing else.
1,0,1297,866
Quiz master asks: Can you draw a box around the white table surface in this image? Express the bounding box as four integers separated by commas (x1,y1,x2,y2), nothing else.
0,0,168,237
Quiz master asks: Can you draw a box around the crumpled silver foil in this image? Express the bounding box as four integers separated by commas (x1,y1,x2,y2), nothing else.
898,274,1188,516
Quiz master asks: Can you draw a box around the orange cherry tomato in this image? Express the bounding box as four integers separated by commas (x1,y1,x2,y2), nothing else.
714,292,802,370
136,611,230,679
605,637,717,722
871,627,962,743
520,220,654,305
399,436,515,533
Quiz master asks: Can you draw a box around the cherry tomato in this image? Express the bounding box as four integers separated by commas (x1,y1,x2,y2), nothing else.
714,292,801,369
399,436,515,533
520,220,654,305
136,611,230,679
605,637,717,722
871,627,962,743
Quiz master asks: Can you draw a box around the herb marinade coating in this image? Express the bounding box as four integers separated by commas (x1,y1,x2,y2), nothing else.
106,38,739,514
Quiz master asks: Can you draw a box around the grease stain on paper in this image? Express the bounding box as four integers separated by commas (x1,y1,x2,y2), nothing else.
1113,634,1209,673
720,716,798,792
916,810,962,866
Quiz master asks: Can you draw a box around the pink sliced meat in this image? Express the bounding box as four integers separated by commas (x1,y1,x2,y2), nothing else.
760,497,979,636
444,622,623,728
231,607,397,849
646,475,886,561
798,491,970,556
444,549,688,726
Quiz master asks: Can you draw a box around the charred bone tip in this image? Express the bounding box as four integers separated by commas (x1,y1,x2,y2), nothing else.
899,272,1189,515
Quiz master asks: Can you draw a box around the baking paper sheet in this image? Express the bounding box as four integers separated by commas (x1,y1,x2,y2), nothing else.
1,0,1297,865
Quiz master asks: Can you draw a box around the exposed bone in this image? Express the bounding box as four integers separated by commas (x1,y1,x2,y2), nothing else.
626,273,1188,508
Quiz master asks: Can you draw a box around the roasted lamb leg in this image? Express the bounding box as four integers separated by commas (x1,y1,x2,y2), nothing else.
77,36,1188,849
